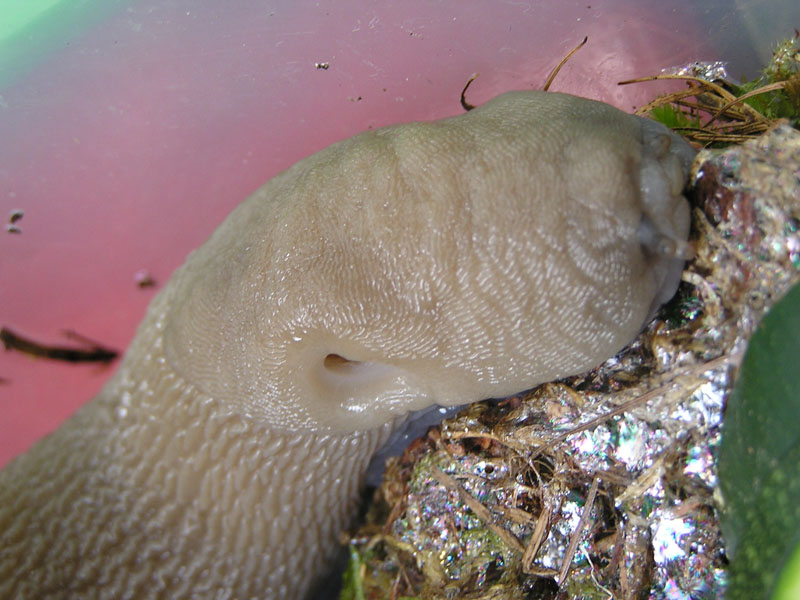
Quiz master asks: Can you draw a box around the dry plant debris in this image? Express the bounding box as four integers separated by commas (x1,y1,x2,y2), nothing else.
619,35,800,146
0,327,118,364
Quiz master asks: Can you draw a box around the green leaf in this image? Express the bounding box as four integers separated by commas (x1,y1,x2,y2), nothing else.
647,104,701,130
338,545,366,600
774,541,800,600
719,282,800,598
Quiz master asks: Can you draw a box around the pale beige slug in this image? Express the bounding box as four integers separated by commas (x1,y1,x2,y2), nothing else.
0,91,694,599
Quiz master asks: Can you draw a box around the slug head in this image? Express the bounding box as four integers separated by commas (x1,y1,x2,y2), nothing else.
162,91,694,434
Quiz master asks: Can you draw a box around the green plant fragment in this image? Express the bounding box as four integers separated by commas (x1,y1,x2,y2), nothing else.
719,282,800,597
339,545,366,600
773,540,800,600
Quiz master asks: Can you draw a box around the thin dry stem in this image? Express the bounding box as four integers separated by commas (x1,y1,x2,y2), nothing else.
558,475,600,584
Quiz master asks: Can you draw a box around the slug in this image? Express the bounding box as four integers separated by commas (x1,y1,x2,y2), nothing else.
0,90,694,599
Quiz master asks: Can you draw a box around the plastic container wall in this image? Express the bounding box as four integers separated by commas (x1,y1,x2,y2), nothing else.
1,0,798,466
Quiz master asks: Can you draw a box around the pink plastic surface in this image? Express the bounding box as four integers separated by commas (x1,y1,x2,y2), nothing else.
0,0,725,466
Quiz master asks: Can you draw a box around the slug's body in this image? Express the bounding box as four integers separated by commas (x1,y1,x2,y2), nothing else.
0,91,694,598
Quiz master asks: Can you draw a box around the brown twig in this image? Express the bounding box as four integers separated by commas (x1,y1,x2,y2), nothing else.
460,73,481,111
460,36,588,111
0,327,118,363
522,504,552,573
617,73,793,145
703,80,789,127
558,475,600,585
619,74,742,104
543,36,588,92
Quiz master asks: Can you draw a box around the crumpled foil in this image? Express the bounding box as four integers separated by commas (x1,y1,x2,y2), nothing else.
345,125,800,599
661,60,734,84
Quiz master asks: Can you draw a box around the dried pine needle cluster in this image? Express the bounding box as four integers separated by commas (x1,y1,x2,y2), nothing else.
620,34,800,146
